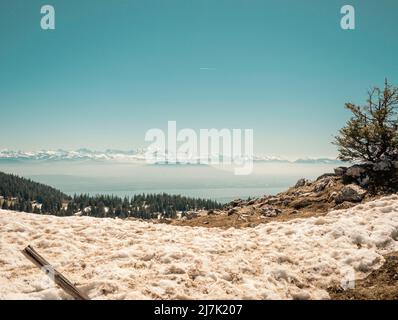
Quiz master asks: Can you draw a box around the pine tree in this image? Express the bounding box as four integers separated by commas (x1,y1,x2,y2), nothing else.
334,79,398,163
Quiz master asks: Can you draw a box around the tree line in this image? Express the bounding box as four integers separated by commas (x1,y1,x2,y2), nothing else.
0,171,222,218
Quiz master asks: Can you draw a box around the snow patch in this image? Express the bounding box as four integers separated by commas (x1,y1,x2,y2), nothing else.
1,194,398,299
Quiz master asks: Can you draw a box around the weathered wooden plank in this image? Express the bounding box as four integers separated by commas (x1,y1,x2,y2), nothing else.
22,245,89,300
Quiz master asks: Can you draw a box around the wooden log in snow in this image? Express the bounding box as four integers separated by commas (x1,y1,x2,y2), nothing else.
22,245,89,300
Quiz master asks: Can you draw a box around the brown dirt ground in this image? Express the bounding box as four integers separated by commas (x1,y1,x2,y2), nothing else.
152,176,387,229
157,208,332,229
328,252,398,300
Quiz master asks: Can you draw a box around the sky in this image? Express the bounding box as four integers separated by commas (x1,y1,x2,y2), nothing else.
0,0,397,159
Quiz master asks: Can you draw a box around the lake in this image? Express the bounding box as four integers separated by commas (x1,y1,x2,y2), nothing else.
0,160,339,203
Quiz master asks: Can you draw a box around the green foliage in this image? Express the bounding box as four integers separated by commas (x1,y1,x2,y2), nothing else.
0,171,69,213
65,192,222,219
334,79,398,163
0,171,223,219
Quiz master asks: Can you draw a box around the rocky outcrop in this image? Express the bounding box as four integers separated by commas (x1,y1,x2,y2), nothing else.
335,184,367,204
338,159,398,191
168,162,396,228
334,167,347,176
260,206,282,217
294,178,308,188
313,176,334,192
220,166,378,219
346,165,366,178
219,173,352,220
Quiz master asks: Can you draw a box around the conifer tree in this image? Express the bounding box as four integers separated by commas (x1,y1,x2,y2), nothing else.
334,80,398,163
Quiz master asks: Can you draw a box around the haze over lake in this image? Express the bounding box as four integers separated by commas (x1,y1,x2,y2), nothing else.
0,161,340,203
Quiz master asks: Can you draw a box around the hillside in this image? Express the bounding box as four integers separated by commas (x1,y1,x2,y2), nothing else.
1,194,397,300
0,171,222,218
165,166,391,228
0,171,70,213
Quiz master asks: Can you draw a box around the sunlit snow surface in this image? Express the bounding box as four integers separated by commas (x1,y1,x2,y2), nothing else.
1,194,398,300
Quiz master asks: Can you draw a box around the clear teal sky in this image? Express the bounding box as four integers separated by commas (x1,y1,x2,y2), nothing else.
1,0,397,158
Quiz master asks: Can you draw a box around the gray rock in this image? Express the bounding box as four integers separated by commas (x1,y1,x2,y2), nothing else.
334,167,347,176
294,178,308,188
260,207,282,217
335,184,367,204
345,166,366,178
185,211,198,219
313,177,332,192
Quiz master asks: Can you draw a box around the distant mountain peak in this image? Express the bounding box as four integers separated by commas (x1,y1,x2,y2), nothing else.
0,149,342,164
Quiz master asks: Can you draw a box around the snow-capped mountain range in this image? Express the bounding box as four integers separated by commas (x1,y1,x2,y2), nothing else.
0,149,344,164
0,149,146,162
